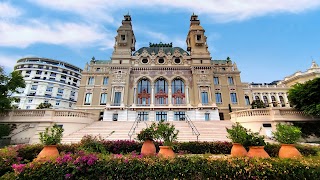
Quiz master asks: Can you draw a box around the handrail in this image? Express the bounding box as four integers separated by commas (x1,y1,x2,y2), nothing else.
184,115,200,141
128,115,142,140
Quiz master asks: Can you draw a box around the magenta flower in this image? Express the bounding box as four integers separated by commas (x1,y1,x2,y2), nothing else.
12,164,26,174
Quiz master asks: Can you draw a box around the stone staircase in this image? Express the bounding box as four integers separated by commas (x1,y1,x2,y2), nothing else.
62,120,234,144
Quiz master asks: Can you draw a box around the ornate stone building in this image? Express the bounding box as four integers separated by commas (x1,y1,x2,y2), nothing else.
75,14,250,121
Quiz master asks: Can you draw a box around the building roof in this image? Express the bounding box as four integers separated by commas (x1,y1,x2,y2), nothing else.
133,42,189,56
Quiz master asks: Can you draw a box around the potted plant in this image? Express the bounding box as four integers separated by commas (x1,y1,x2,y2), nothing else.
226,122,248,157
136,122,157,156
272,123,302,158
246,130,270,158
156,120,179,158
36,124,64,161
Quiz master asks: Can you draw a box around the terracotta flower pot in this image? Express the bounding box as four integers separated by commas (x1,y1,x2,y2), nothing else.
247,146,270,158
279,144,302,158
158,146,175,158
231,143,247,157
36,145,59,161
141,140,156,156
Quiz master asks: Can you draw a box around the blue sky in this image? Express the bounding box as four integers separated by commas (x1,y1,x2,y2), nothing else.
1,0,320,83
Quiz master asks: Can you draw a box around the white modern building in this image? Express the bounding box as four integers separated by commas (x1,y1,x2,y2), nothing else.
13,57,82,109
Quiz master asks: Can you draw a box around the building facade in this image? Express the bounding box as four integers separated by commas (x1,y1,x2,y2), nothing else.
75,14,250,121
13,57,82,109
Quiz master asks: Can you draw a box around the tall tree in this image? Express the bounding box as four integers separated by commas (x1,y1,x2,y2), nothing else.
0,67,26,112
287,77,320,116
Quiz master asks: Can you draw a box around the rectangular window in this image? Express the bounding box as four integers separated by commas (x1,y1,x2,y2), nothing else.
44,99,49,103
201,92,209,105
84,93,92,105
87,77,94,85
228,77,234,85
56,94,62,99
31,85,37,90
205,113,210,121
112,113,118,121
103,77,109,85
113,92,121,106
245,96,250,105
197,35,201,41
121,35,126,41
56,100,60,106
100,93,107,105
138,112,149,121
26,106,30,109
230,93,238,104
36,70,42,75
46,87,53,92
215,93,222,104
28,99,33,103
57,88,64,94
174,111,186,121
156,111,167,121
213,77,219,85
71,91,75,96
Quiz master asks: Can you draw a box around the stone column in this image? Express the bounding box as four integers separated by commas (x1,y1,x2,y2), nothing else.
151,84,154,105
185,86,189,104
168,85,172,105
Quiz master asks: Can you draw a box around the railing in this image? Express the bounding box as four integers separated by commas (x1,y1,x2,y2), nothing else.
12,110,46,117
54,111,90,118
184,115,200,141
128,115,142,140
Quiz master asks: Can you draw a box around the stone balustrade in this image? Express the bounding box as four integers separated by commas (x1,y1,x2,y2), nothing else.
230,108,320,136
0,109,96,123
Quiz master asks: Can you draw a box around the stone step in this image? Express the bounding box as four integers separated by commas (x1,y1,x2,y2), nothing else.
62,120,234,144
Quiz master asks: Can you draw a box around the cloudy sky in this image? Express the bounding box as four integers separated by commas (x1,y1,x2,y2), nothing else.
1,0,320,83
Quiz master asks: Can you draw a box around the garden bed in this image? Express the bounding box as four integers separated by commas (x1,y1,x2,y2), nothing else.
1,139,320,179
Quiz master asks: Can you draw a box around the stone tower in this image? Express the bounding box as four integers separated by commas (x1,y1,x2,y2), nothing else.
186,14,210,62
112,14,136,63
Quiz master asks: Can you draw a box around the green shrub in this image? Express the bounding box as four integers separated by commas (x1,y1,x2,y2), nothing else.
246,130,266,146
136,122,158,141
273,123,302,144
226,122,249,144
39,124,64,145
0,124,15,139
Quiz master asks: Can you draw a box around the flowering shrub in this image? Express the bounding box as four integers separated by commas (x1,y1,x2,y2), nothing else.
6,153,320,179
0,147,21,176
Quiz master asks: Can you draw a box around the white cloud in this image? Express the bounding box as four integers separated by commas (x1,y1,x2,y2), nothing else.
0,54,21,70
30,0,320,22
0,20,114,49
0,2,22,19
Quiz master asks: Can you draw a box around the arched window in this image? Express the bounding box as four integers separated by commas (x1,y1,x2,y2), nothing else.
263,96,269,107
271,96,277,107
137,78,151,105
279,96,285,107
155,78,168,105
172,78,185,105
255,96,260,101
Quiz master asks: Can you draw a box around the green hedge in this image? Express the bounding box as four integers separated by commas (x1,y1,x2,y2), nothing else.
5,153,320,180
12,141,320,162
